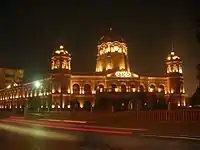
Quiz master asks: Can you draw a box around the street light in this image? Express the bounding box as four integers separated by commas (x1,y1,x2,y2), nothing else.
34,81,41,89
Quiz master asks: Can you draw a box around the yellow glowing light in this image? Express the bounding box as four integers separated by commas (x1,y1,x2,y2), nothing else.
132,88,136,92
182,88,185,93
55,50,60,54
100,88,103,92
179,66,183,73
183,100,186,106
170,89,174,93
133,74,139,78
60,45,64,49
172,56,179,60
106,64,112,70
6,85,11,89
171,51,175,55
167,56,171,60
149,88,154,92
115,71,131,78
80,103,83,108
158,88,161,92
98,42,127,56
114,46,118,51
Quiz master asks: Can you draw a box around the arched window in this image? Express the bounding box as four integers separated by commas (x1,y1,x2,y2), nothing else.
130,84,136,92
62,60,67,69
84,84,91,94
73,84,80,94
158,85,165,93
55,60,60,69
120,84,126,92
139,85,145,92
110,84,117,92
167,65,171,73
149,84,156,92
51,60,55,70
179,65,183,73
173,64,178,72
97,84,104,92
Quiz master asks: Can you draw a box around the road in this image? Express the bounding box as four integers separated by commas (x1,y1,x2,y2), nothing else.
0,118,200,150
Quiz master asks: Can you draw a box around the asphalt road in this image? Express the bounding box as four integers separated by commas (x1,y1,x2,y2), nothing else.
0,119,200,150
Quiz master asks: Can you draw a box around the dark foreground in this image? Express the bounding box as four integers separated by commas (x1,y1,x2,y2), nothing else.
0,120,200,150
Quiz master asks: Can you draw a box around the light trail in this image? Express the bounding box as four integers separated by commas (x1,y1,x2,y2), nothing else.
1,119,133,135
0,122,79,141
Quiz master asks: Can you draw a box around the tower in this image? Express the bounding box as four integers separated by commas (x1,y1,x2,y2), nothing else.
95,28,130,73
50,45,72,109
165,43,185,107
51,45,71,74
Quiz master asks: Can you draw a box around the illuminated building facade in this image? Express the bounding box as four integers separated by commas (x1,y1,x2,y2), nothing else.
0,29,187,111
0,68,24,89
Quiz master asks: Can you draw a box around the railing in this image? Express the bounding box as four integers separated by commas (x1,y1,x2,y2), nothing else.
1,109,200,123
41,109,200,123
136,110,200,122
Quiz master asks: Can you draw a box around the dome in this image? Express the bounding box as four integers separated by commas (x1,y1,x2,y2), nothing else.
98,28,124,45
166,51,181,61
52,45,70,56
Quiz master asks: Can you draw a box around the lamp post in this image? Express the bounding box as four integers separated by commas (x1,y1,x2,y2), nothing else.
24,80,41,117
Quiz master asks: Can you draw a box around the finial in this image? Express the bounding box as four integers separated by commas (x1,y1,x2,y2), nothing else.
60,45,64,49
172,40,175,51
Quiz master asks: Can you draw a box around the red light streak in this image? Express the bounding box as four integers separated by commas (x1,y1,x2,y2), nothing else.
0,119,133,135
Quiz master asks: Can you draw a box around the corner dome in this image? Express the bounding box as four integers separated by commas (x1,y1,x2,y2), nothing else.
98,28,124,45
52,45,71,56
166,51,181,61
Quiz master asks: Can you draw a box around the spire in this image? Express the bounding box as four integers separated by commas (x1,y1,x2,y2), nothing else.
171,40,175,55
172,40,175,51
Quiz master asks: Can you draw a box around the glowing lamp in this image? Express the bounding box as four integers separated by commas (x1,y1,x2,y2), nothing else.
6,84,11,89
80,103,83,108
34,81,41,88
60,45,64,49
149,88,154,92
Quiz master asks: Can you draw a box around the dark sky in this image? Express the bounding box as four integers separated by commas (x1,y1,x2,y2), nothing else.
0,0,200,96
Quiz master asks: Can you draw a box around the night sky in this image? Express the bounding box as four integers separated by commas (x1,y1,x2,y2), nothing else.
0,1,200,96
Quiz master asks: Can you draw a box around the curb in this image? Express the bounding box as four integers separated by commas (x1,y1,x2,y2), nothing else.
141,134,200,141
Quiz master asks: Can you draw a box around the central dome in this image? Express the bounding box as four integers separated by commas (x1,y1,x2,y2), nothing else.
98,28,124,45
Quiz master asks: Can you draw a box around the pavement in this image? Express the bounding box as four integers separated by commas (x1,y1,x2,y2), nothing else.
0,117,200,150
